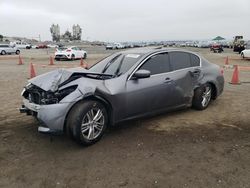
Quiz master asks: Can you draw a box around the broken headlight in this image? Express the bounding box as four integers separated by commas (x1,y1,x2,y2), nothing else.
54,85,78,102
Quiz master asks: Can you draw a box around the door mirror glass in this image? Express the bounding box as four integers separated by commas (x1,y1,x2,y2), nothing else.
133,69,151,79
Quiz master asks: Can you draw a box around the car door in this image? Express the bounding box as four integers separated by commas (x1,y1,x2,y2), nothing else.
5,45,12,53
168,51,202,106
75,47,81,58
125,52,176,117
8,45,15,53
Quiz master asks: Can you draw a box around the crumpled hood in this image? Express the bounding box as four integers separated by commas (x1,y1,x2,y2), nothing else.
29,67,89,92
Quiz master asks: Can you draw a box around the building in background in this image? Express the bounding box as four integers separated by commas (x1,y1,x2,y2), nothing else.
50,24,82,42
72,24,82,40
50,24,60,42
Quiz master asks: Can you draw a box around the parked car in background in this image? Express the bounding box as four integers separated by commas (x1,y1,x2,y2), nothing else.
36,43,48,49
55,46,87,60
20,48,224,146
0,44,20,55
10,41,31,49
210,44,223,53
240,41,250,59
105,43,115,50
106,43,125,50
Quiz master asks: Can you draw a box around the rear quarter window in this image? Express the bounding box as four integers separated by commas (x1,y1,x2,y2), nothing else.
190,54,200,67
169,52,191,70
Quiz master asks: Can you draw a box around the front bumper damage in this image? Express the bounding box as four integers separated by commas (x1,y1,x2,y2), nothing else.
20,99,74,134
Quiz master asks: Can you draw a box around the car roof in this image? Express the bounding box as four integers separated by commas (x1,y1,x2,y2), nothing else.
119,47,197,56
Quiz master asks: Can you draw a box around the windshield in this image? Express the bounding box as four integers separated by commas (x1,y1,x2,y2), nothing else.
89,53,142,77
58,47,67,51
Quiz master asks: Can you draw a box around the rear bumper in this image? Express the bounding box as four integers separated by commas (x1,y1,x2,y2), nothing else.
20,99,74,133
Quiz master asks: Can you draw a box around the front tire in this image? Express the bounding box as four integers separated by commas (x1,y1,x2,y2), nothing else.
192,83,212,110
241,53,245,59
71,54,75,61
1,50,6,55
16,50,20,55
67,100,108,146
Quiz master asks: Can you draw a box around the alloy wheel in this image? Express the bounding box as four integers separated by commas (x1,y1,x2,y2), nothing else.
81,108,105,141
201,86,212,107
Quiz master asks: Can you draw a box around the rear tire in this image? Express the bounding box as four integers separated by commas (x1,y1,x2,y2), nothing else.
192,83,212,110
66,100,108,146
16,50,20,55
71,54,75,61
83,53,87,59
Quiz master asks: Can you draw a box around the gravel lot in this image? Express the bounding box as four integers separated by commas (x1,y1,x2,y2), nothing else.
0,46,250,188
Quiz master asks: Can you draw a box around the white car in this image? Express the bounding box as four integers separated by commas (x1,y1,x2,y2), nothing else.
241,41,250,59
241,49,250,59
54,46,87,61
10,41,31,49
0,44,20,55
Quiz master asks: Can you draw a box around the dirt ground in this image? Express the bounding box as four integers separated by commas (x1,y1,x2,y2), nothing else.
0,46,250,188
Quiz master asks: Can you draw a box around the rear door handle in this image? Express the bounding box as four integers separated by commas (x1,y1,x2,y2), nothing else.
164,77,173,83
190,69,201,77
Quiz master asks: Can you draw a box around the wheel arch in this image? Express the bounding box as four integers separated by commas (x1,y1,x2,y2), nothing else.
207,81,217,100
63,94,114,133
194,81,217,100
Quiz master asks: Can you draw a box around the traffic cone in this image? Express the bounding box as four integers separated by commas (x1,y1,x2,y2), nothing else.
80,58,88,69
80,58,84,67
230,65,240,85
18,55,23,65
49,56,54,65
30,63,36,79
225,56,229,65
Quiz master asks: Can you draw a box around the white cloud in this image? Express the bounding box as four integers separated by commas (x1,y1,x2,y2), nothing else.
0,0,249,41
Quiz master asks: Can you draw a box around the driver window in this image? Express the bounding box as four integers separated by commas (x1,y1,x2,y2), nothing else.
140,53,170,75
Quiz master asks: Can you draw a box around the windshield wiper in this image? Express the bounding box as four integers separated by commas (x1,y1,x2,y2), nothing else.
102,54,121,74
114,55,125,77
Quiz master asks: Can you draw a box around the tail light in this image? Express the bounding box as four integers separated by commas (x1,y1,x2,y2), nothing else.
66,49,71,52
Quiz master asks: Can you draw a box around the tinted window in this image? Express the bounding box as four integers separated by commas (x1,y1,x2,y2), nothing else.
169,52,191,70
140,53,170,75
190,54,200,67
0,45,9,48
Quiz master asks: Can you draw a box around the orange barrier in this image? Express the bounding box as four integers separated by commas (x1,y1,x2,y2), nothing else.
239,66,250,71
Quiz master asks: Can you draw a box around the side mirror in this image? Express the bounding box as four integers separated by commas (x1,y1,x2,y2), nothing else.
133,69,151,79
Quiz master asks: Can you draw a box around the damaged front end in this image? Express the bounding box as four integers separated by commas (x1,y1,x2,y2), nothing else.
20,83,79,134
19,68,96,134
22,83,78,106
